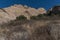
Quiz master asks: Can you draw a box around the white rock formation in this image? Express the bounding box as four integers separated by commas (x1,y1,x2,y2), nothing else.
0,4,47,24
37,8,47,14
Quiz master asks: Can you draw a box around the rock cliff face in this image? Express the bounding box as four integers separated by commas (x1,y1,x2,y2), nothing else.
4,4,46,19
0,4,46,23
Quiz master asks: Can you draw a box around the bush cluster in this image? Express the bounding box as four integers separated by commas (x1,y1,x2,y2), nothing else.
16,10,60,20
16,15,27,20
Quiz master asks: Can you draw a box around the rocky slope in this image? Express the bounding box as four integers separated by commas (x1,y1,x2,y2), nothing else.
0,4,60,40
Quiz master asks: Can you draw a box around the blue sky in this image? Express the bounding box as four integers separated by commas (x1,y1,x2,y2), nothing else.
0,0,60,10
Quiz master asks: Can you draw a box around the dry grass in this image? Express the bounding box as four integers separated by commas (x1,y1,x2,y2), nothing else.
0,17,60,40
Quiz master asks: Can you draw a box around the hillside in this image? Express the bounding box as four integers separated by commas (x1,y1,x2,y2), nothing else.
0,5,60,40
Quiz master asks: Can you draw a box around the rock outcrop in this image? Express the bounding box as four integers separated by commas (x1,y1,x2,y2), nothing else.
0,4,47,23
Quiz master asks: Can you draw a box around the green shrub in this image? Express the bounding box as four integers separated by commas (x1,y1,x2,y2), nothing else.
55,11,60,15
37,14,43,17
47,13,52,16
30,14,47,20
30,16,38,20
47,10,60,16
16,15,27,20
37,14,45,18
46,11,55,16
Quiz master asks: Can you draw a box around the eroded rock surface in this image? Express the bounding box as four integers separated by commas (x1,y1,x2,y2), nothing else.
0,4,47,24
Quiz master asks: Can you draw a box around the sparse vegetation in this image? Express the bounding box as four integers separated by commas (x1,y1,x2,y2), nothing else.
37,14,44,17
30,16,38,20
16,15,27,20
